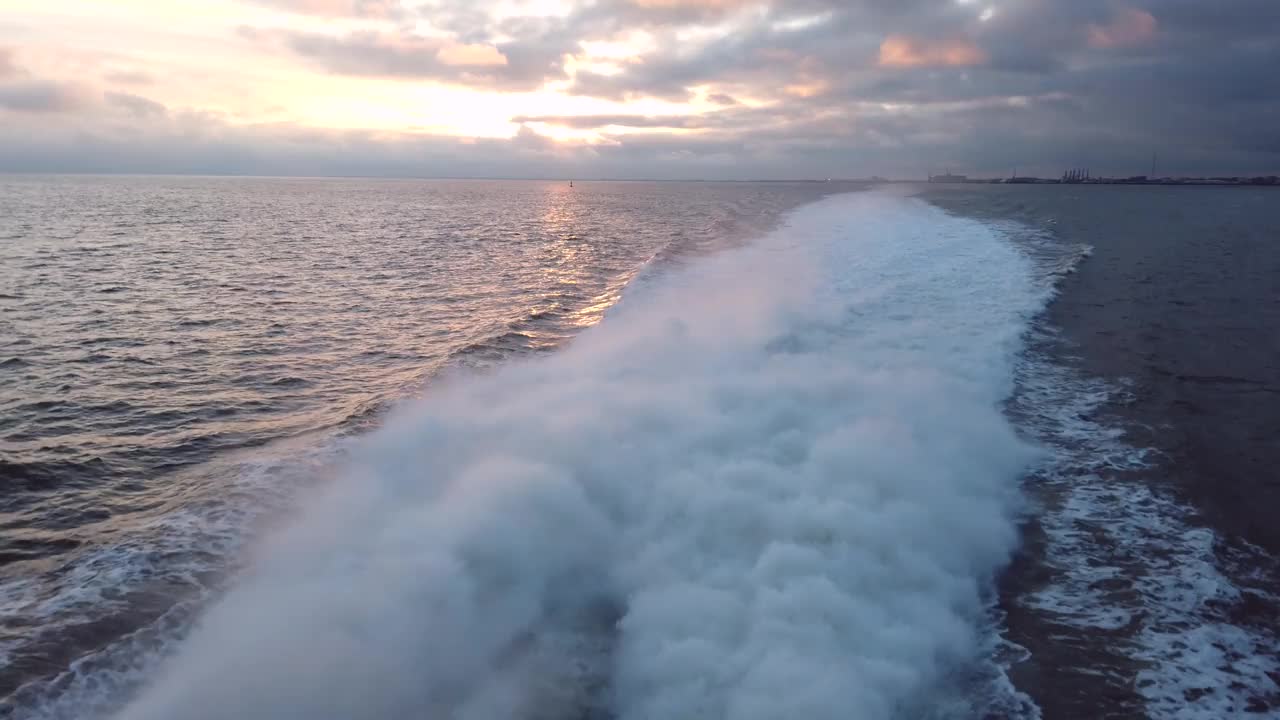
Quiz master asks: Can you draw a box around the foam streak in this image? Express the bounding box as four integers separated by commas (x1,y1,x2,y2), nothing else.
117,193,1046,720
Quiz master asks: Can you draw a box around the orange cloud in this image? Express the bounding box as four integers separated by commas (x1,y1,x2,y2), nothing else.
1088,7,1157,48
878,35,986,68
782,80,828,98
437,43,507,67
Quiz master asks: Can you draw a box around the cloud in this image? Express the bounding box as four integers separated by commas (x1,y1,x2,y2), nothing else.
878,34,986,68
0,108,614,178
568,69,691,101
103,69,155,86
5,0,1280,177
436,42,507,67
245,0,405,19
630,0,746,8
615,0,759,24
0,47,17,79
510,123,560,151
1151,0,1280,40
0,80,94,113
1087,7,1157,48
514,114,698,129
3,85,1278,180
106,90,167,118
246,27,561,90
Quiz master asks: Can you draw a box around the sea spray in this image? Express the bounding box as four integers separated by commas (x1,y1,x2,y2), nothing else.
117,192,1048,720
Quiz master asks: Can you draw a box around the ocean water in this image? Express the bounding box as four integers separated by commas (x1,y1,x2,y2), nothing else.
0,176,830,714
0,176,1275,719
926,185,1280,719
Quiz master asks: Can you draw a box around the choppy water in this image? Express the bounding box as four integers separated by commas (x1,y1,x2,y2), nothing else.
1,177,1276,720
0,176,835,713
927,184,1280,719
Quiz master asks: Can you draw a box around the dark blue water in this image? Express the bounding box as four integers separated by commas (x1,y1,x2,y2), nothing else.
926,184,1280,719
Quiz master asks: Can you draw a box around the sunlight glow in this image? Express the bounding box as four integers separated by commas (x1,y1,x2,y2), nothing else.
1,0,826,146
771,11,833,33
878,34,987,68
0,0,723,141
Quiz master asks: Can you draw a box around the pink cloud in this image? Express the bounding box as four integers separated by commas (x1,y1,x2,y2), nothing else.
0,47,16,79
878,35,987,68
1088,7,1157,48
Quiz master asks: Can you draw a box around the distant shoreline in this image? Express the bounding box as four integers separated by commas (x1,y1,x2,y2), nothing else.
911,177,1280,187
1,171,1277,186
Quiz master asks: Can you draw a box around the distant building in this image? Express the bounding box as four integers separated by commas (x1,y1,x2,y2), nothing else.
928,171,967,183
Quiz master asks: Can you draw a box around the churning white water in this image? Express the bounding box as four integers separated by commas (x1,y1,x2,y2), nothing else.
114,192,1051,720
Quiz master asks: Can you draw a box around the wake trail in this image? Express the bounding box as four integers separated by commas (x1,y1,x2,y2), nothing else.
113,192,1048,720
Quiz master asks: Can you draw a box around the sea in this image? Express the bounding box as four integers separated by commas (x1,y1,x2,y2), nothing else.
0,175,1276,719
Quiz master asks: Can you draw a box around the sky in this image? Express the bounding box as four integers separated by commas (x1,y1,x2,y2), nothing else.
0,0,1277,179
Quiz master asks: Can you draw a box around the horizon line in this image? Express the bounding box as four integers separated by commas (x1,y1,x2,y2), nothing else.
3,170,1277,184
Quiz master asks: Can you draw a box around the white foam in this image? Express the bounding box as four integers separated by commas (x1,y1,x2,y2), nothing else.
1008,280,1280,718
103,192,1049,720
1,437,354,719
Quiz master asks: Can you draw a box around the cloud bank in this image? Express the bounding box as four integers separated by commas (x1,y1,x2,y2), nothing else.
1,0,1278,177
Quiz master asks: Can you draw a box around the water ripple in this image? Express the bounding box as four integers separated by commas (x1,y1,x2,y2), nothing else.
0,175,837,710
